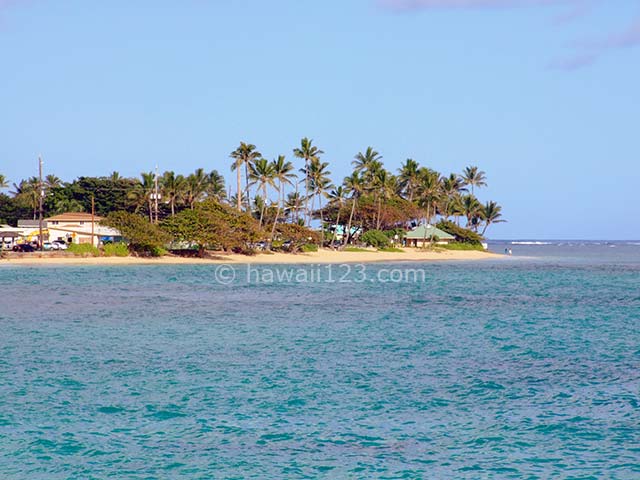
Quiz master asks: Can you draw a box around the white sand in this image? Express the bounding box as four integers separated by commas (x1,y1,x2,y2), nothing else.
1,248,500,266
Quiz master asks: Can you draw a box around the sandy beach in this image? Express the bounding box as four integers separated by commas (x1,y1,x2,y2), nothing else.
0,248,500,266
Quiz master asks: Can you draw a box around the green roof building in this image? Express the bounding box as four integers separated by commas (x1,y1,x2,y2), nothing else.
404,224,455,246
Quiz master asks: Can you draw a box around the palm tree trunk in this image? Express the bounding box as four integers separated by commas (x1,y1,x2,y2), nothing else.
319,196,324,245
331,207,341,247
376,196,382,230
236,164,242,210
304,159,309,225
258,184,266,227
270,183,282,247
244,161,250,210
344,197,357,247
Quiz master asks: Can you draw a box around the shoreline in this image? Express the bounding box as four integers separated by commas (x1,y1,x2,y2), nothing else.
0,248,501,266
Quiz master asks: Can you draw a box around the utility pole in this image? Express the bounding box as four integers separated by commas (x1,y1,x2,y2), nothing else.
91,195,95,247
38,156,44,251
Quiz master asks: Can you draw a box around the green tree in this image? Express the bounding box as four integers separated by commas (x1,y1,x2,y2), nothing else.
248,158,276,227
161,171,185,216
293,137,323,225
230,142,261,211
398,158,420,202
101,211,170,256
343,172,365,246
0,174,8,189
480,200,505,235
462,166,487,195
269,155,296,242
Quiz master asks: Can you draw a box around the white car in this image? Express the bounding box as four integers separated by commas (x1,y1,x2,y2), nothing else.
52,240,69,250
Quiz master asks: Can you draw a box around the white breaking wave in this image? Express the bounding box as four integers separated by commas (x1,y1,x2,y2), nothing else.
510,241,553,245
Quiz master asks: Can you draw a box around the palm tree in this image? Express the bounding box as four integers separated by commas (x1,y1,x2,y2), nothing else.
327,186,347,247
230,142,262,211
134,172,156,222
183,168,209,209
108,171,122,182
462,194,482,230
398,158,420,202
45,174,62,190
480,201,505,235
206,170,226,201
353,147,382,186
371,168,395,230
416,169,442,225
309,159,333,241
285,192,304,223
462,166,487,195
0,174,8,190
248,158,276,227
269,156,296,241
11,178,41,219
343,172,365,246
293,137,323,225
161,171,185,216
441,173,465,220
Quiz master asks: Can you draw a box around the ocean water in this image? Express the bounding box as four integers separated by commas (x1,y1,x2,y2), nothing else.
1,245,640,478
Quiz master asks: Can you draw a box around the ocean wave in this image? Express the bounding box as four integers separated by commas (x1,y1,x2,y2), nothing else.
511,241,553,245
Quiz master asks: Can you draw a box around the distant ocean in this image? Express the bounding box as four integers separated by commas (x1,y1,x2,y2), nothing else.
1,243,639,478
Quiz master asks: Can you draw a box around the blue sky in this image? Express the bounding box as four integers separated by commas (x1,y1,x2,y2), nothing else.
1,0,639,239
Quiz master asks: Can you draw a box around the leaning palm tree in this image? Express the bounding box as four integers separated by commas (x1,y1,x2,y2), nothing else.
480,201,505,235
161,171,185,216
343,172,365,246
293,137,324,225
269,155,296,241
248,158,276,227
230,142,262,211
462,166,487,195
398,158,420,202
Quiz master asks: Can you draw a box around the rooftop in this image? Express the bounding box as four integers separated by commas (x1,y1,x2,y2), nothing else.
405,224,455,240
45,212,103,222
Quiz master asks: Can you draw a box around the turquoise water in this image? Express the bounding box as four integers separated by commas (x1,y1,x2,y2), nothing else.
1,251,640,478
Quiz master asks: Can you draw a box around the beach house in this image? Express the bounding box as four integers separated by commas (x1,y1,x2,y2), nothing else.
404,224,455,247
46,212,122,246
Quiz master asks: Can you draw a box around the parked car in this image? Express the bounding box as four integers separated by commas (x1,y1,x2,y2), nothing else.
43,242,53,250
52,240,69,250
13,243,36,252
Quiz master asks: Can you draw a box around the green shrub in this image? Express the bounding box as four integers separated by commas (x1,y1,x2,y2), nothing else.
436,220,484,245
67,243,100,257
438,242,485,251
378,246,404,253
102,242,129,257
361,230,390,248
344,247,370,252
383,228,406,240
301,243,318,252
